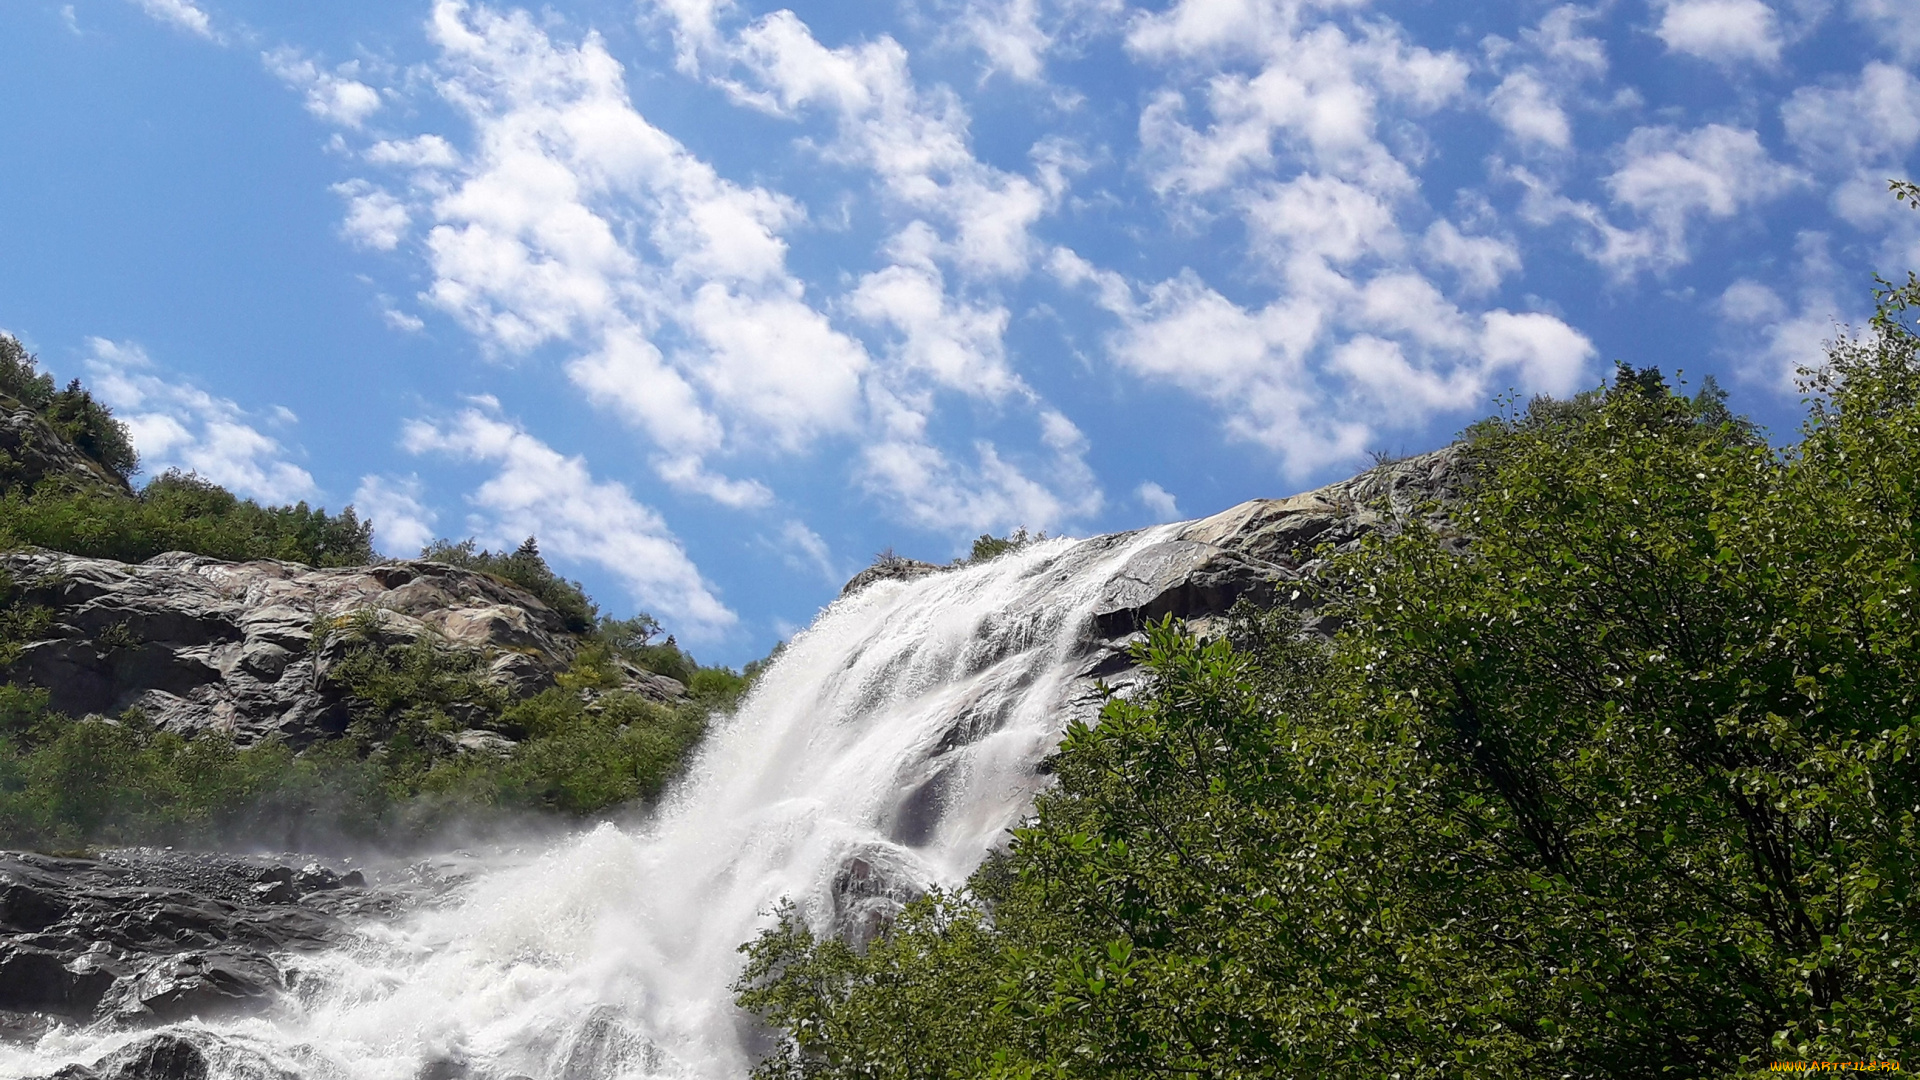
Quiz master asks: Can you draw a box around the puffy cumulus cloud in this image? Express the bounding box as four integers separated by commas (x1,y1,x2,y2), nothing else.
128,0,216,40
1603,124,1804,264
353,474,438,555
1135,481,1181,521
82,338,318,503
1850,0,1920,61
332,181,410,251
1478,6,1614,161
352,0,871,504
1512,124,1803,278
661,5,1061,280
262,49,383,128
1128,0,1469,196
937,0,1127,84
1783,64,1920,243
364,135,462,170
1654,0,1784,65
1053,250,1593,476
1489,72,1571,150
850,225,1021,401
1421,221,1521,296
401,403,734,633
1782,63,1920,168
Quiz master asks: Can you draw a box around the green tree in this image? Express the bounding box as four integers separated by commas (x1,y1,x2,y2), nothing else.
736,302,1920,1075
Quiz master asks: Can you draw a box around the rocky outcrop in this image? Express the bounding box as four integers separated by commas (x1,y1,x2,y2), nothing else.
841,447,1463,640
0,551,584,745
0,399,131,495
1091,446,1463,638
0,848,402,1042
839,556,946,598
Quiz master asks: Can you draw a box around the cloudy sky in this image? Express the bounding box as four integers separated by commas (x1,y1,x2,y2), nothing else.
2,0,1915,661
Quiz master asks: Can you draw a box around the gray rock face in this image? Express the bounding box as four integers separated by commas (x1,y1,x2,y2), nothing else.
0,401,131,495
0,848,401,1041
1090,445,1462,639
1,551,582,744
839,557,946,597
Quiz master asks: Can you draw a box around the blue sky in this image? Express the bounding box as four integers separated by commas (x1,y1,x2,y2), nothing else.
2,0,1916,663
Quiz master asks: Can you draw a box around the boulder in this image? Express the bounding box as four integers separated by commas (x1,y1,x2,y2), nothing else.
1,551,580,745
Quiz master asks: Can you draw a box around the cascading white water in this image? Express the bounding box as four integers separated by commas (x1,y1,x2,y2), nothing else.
9,524,1181,1080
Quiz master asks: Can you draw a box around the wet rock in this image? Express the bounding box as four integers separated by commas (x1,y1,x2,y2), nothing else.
0,849,400,1036
1090,541,1293,638
830,851,924,949
94,1033,208,1080
556,1005,663,1080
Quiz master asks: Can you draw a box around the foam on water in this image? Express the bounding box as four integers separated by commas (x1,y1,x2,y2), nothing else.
5,526,1177,1080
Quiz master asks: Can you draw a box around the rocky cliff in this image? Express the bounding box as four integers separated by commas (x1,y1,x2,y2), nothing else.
1,551,587,746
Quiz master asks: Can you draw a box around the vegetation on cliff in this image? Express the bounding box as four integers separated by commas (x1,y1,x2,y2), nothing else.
733,207,1920,1076
0,338,752,850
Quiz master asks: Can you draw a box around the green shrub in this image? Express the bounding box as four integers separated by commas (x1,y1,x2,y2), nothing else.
956,527,1047,565
419,537,596,632
0,639,717,850
0,471,373,567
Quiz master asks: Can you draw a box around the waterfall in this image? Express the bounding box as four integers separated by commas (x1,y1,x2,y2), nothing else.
12,524,1183,1080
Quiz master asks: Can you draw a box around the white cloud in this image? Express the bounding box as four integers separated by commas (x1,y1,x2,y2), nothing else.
1054,248,1594,474
1135,481,1180,520
1851,0,1920,61
1715,232,1857,389
1422,220,1522,295
365,135,462,170
660,4,1061,279
850,228,1020,401
1654,0,1784,65
1509,124,1802,277
859,388,1101,533
776,520,844,587
332,180,410,250
1489,72,1572,150
1128,2,1469,196
128,0,215,40
1604,124,1803,266
654,455,774,509
263,49,383,128
402,404,734,633
1243,174,1401,265
83,338,318,503
1782,63,1920,169
394,0,1096,532
354,474,438,555
1523,5,1609,77
954,0,1126,84
384,307,427,333
364,1,873,507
